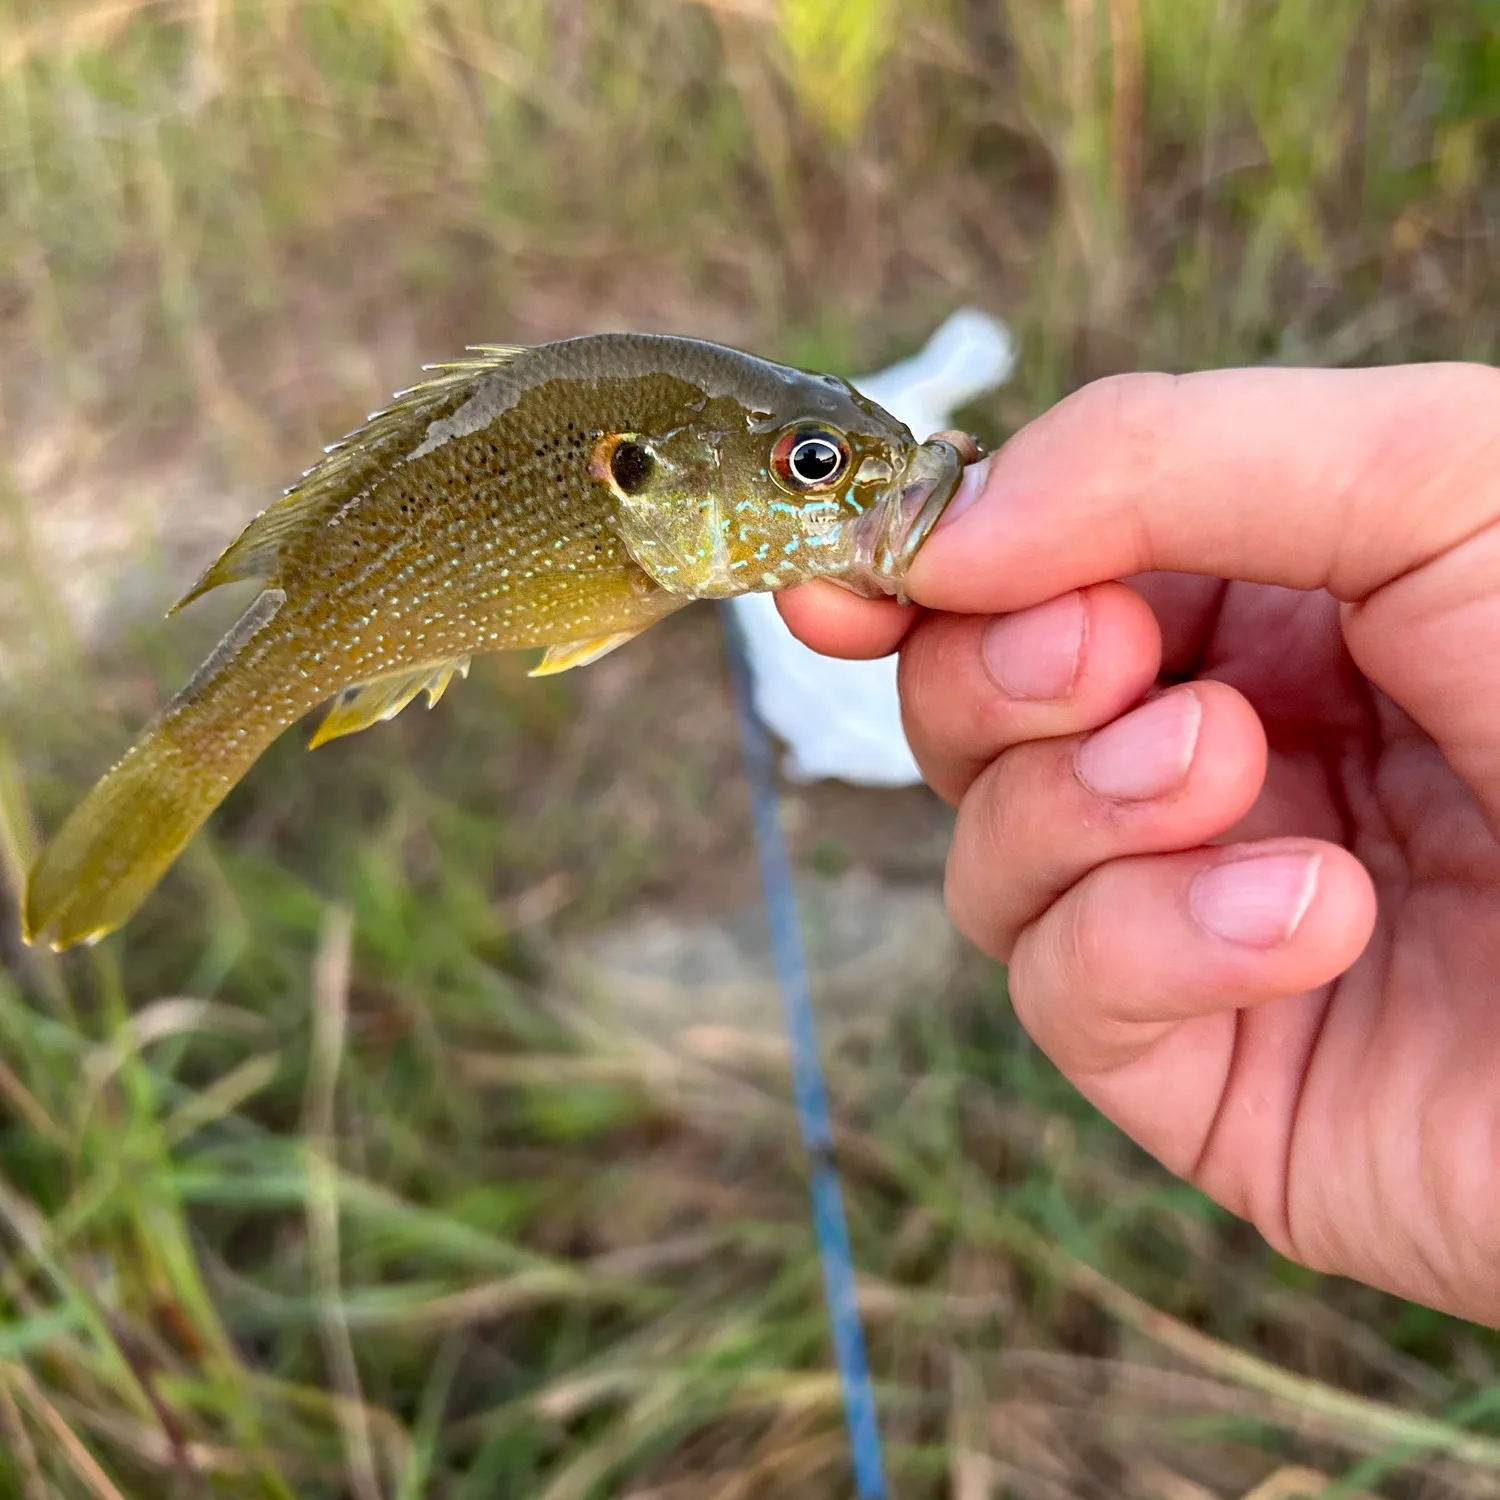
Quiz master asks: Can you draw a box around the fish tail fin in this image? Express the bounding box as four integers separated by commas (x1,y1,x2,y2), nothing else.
24,730,235,950
24,591,289,950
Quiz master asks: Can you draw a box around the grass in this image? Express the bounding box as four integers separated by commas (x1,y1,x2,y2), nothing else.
3,0,1500,1495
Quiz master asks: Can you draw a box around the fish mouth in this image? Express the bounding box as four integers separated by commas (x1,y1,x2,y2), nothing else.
835,432,979,601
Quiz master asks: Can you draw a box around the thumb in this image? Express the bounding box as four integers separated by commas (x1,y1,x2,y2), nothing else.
906,363,1500,811
911,365,1500,611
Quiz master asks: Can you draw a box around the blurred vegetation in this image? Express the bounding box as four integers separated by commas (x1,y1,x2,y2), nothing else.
3,0,1500,1496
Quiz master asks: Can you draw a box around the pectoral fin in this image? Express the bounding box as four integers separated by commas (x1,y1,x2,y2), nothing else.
528,630,645,678
309,659,469,749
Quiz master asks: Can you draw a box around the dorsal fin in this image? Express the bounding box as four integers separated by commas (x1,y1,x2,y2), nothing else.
169,345,529,614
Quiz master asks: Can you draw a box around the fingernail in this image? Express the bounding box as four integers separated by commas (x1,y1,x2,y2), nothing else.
1190,851,1321,949
934,452,993,531
982,592,1085,700
1075,689,1201,801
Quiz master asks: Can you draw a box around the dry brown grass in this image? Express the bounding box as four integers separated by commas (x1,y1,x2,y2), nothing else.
3,2,1500,1496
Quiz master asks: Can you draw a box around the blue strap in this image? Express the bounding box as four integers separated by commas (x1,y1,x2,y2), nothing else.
717,601,890,1500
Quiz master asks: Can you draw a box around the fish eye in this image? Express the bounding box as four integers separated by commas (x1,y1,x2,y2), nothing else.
609,440,654,495
771,425,850,493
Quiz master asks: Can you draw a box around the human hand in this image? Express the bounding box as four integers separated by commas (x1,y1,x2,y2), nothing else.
779,365,1500,1326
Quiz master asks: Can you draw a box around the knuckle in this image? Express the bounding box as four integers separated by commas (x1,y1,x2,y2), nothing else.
1006,879,1120,1054
1050,370,1183,452
943,793,1012,960
896,616,961,728
941,852,998,959
898,617,1013,798
899,611,1073,798
1412,362,1500,496
1045,877,1113,996
943,745,1074,959
1018,372,1187,573
967,750,1032,864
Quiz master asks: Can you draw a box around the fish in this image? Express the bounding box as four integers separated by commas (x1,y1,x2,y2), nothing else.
22,332,979,951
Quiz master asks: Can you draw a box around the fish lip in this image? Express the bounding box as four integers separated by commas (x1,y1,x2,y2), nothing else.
833,437,970,600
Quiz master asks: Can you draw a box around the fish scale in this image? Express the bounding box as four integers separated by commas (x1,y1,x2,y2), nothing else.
23,332,973,949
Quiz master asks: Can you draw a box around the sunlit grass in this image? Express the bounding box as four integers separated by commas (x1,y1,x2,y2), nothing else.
5,0,1493,413
3,0,1500,1495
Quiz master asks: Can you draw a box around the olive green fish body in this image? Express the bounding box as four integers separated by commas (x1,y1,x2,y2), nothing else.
24,334,972,948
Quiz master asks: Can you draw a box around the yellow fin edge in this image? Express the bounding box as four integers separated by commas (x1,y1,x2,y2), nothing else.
527,631,644,678
309,658,470,750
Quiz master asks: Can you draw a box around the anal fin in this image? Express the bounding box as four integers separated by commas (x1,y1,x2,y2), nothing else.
422,656,470,708
528,630,644,678
309,658,468,749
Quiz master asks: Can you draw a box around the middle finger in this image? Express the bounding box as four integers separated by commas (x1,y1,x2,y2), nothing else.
899,582,1163,804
